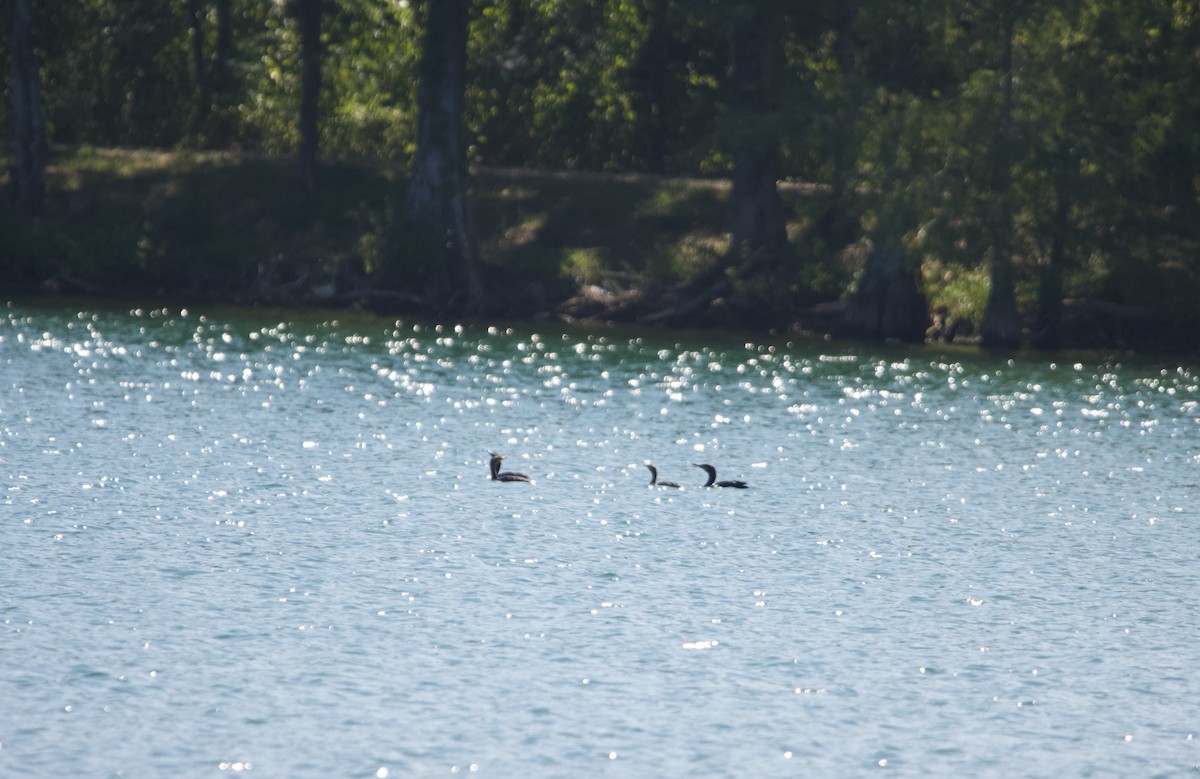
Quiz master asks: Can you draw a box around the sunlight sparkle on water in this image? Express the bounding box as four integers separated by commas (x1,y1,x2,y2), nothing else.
3,304,1199,777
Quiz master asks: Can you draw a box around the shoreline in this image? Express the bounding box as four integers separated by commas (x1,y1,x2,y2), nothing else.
3,148,1197,356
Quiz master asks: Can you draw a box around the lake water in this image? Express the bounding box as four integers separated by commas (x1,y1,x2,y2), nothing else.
2,299,1199,777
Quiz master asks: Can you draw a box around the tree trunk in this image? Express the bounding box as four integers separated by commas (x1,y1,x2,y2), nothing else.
297,0,322,194
980,9,1022,349
207,0,235,147
1032,158,1071,350
981,236,1021,348
186,0,210,136
12,0,48,215
506,0,525,40
214,0,233,91
1032,241,1064,351
644,0,669,174
834,8,929,344
404,0,482,312
840,233,929,343
727,1,787,262
817,0,860,251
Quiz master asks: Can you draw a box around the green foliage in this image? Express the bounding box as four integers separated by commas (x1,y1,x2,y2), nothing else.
468,0,650,170
561,248,607,284
5,0,1200,346
924,260,990,325
36,0,193,146
468,0,730,173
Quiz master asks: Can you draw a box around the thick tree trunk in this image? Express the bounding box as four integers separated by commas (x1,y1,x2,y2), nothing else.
186,0,210,135
405,0,482,312
644,0,669,174
506,0,525,39
12,0,48,215
980,10,1022,349
727,1,786,262
817,1,861,251
833,5,928,344
214,0,233,91
206,0,235,147
1032,246,1063,350
981,239,1021,348
840,234,929,343
297,0,322,194
1032,161,1071,350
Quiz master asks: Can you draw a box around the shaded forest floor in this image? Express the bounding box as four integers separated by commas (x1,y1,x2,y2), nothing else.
2,147,1194,354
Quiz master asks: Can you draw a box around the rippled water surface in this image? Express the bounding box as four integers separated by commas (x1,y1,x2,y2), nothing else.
3,300,1199,777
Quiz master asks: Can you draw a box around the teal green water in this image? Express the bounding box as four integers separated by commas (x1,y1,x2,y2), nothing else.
3,300,1199,777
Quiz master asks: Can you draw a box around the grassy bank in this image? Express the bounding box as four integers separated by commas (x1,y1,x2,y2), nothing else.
2,148,399,300
1,147,842,322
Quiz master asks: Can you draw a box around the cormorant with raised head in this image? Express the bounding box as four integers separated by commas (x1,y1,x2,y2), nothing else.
489,452,531,482
694,463,748,489
645,463,682,488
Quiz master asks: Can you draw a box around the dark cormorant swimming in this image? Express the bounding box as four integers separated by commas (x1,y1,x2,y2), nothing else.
645,463,682,489
489,452,531,483
694,463,748,489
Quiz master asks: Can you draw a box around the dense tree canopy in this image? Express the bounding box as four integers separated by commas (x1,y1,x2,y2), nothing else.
3,0,1198,347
